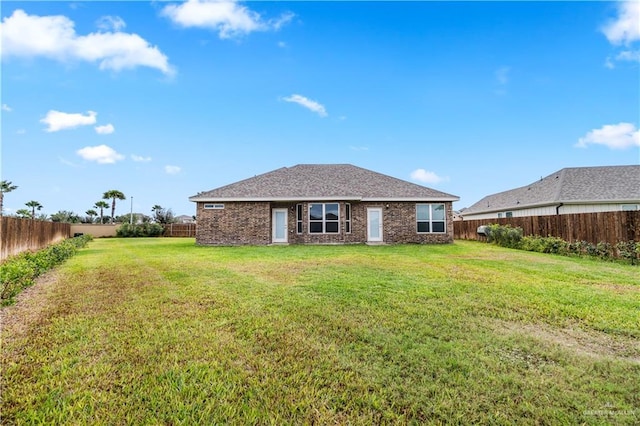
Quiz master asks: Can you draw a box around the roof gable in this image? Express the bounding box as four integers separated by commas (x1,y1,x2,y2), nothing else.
464,165,640,214
190,164,458,202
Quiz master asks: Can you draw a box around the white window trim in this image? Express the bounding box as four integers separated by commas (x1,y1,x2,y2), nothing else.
416,203,447,234
203,203,224,210
309,203,340,234
345,203,352,234
296,204,303,234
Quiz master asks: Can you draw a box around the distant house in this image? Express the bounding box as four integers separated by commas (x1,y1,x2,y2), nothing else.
461,165,640,220
189,164,459,245
174,215,196,224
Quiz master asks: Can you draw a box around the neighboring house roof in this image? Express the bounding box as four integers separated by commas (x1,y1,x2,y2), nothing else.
175,215,195,223
463,165,640,215
190,164,459,202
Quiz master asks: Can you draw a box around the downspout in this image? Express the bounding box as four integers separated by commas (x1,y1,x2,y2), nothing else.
555,203,563,215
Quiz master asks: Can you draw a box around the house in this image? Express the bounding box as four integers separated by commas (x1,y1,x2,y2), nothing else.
174,215,196,224
189,164,459,245
461,165,640,220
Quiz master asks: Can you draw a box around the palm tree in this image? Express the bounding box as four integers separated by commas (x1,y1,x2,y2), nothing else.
102,190,126,224
0,180,18,217
85,209,98,223
25,200,43,219
94,201,110,224
15,208,31,219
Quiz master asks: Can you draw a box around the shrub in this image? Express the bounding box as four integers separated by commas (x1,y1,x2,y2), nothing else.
117,223,164,238
521,235,568,255
482,225,636,265
616,241,639,265
486,224,523,249
0,235,92,305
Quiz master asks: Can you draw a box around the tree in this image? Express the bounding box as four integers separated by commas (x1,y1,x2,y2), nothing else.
25,200,43,219
0,180,18,217
85,209,98,223
102,190,126,224
94,201,110,224
50,210,81,223
151,205,175,224
15,209,31,219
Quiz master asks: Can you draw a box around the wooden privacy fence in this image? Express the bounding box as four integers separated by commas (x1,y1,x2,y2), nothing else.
454,211,640,246
163,223,196,237
1,217,71,261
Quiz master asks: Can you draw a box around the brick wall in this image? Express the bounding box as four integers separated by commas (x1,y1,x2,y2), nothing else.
196,200,454,245
195,202,270,245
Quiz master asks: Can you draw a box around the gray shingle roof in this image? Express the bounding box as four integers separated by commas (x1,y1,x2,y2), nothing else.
463,165,640,214
190,164,459,202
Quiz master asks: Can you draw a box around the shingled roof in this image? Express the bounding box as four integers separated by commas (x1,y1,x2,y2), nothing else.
463,165,640,215
190,164,459,202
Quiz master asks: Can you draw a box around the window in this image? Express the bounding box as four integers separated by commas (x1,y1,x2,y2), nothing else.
416,204,446,233
345,203,351,233
505,211,513,218
622,204,639,211
497,212,503,218
309,203,339,233
296,204,303,233
204,203,224,210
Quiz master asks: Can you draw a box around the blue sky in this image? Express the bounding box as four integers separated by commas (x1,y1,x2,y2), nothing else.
1,1,639,219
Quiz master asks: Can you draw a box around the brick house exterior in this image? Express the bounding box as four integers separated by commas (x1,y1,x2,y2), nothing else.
190,165,459,245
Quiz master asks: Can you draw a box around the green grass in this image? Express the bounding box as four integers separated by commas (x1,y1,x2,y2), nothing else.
2,239,639,424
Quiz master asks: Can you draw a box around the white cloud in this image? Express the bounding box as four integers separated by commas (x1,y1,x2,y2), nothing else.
410,169,448,184
601,1,640,45
96,15,126,32
2,104,12,112
1,10,174,75
131,154,152,162
601,2,640,67
95,123,115,134
282,94,327,117
76,144,125,164
604,56,615,69
162,0,293,39
277,41,287,48
495,66,510,85
165,165,182,174
16,129,26,135
41,110,97,132
616,49,640,62
349,146,369,151
58,156,82,168
575,122,640,150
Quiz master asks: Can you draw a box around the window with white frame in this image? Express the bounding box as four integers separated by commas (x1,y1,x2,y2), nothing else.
309,203,339,233
416,204,446,233
204,203,224,210
345,203,351,233
296,204,303,233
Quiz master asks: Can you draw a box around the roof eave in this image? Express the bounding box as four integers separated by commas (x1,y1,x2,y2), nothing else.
462,199,640,215
190,196,459,203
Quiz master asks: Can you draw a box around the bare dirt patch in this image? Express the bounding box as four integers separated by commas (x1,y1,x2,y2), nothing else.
491,319,640,364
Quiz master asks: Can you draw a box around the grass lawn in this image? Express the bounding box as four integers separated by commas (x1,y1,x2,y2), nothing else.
1,238,639,424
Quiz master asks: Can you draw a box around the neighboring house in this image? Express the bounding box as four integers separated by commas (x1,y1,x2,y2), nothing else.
175,215,196,224
461,165,640,220
189,164,459,245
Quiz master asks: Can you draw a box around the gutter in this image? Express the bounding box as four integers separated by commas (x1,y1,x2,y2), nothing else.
555,203,563,215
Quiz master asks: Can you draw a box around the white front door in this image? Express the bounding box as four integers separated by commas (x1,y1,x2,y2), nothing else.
272,208,288,243
367,208,383,243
